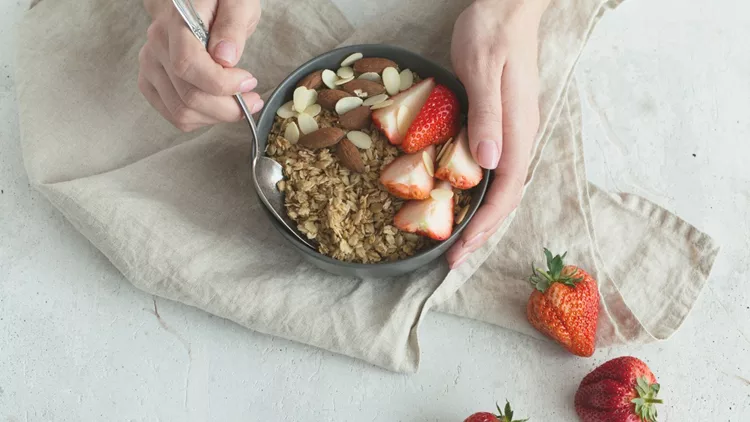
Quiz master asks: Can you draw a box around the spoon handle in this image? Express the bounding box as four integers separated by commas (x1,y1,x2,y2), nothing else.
170,0,260,160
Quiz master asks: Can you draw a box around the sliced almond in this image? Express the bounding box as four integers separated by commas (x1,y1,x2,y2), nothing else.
303,104,322,117
422,151,435,177
456,204,470,225
347,131,373,149
340,52,363,68
284,122,300,144
334,76,355,86
337,66,354,79
276,101,297,119
297,113,319,135
382,67,401,96
439,142,456,168
399,69,414,91
293,86,317,114
396,105,410,135
436,137,454,163
322,69,338,89
430,188,454,201
370,99,394,110
335,96,364,115
358,72,382,82
363,93,389,107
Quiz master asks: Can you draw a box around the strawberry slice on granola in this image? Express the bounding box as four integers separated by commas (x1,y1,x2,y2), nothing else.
394,181,455,241
379,145,436,200
372,77,436,145
435,127,484,189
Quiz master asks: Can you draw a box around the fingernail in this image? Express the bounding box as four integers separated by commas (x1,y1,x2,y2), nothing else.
214,40,237,65
450,254,469,269
250,100,264,114
477,141,499,169
239,78,257,93
464,231,486,249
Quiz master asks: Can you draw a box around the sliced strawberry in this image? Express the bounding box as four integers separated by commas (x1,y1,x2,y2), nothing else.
372,77,436,145
435,127,483,189
379,145,436,200
394,180,455,241
400,84,461,154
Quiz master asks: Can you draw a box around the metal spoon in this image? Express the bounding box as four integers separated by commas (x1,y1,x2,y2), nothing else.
170,0,317,250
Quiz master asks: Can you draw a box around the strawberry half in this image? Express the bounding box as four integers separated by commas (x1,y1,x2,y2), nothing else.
372,77,436,145
394,180,454,241
379,145,436,200
435,127,483,189
400,84,461,154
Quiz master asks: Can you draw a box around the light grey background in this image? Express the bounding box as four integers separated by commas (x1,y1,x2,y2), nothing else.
1,0,748,420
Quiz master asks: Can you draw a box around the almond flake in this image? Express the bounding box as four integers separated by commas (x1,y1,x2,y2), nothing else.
399,69,414,91
436,137,454,162
335,96,364,115
358,72,382,82
322,69,338,89
422,151,434,177
430,189,454,201
363,93,388,107
340,52,363,67
439,143,456,168
456,204,470,225
382,67,401,95
293,86,317,114
347,131,373,149
334,76,355,86
297,113,319,135
284,122,300,144
353,89,368,98
276,101,297,119
337,66,354,79
396,105,410,135
303,104,322,117
370,99,394,110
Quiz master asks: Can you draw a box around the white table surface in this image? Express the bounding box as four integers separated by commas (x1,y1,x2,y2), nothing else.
2,0,749,420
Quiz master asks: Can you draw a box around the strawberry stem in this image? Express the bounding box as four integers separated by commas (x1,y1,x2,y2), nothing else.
630,377,663,422
528,248,582,293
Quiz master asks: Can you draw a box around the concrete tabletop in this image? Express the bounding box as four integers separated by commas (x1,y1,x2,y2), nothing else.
2,0,748,420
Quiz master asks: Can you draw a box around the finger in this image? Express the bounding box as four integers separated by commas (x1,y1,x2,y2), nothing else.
138,74,174,126
465,67,505,170
208,0,261,67
167,18,256,96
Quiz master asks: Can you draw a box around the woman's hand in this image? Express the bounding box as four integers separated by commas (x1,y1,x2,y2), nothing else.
447,0,550,268
138,0,263,132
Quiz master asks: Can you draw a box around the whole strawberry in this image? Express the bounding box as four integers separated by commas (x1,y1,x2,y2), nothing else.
464,401,529,422
400,84,460,154
526,249,599,357
575,356,663,422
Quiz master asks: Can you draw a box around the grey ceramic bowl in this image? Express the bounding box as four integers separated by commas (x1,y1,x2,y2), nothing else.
255,44,490,278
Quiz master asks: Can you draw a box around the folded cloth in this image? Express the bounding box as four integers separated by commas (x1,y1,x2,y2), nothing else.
16,0,719,372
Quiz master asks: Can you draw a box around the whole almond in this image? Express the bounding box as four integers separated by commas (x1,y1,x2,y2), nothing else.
298,127,346,149
297,70,324,90
317,89,353,110
336,139,366,173
339,106,372,130
340,79,386,97
353,58,399,74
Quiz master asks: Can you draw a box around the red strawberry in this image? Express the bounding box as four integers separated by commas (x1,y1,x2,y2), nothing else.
400,84,461,154
526,249,600,357
379,145,436,200
575,356,663,422
394,180,454,241
372,77,435,145
464,401,529,422
435,126,483,189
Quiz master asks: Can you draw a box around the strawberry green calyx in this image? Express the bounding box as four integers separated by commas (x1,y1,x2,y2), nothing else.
496,400,529,422
631,377,663,421
529,248,583,292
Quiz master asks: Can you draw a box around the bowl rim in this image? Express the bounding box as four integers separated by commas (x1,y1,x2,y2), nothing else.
256,43,491,269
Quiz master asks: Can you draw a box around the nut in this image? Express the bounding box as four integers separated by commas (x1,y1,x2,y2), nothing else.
297,70,324,90
346,131,373,149
340,79,386,97
335,96,364,115
298,127,346,149
297,113,319,135
353,57,399,74
340,52,363,67
382,67,401,96
358,72,381,82
456,204,470,225
336,139,366,173
399,69,414,91
317,89,353,110
322,69,338,89
339,106,372,130
293,86,317,113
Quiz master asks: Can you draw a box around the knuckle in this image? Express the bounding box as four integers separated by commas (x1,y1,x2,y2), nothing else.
181,86,203,109
172,103,192,126
172,53,194,79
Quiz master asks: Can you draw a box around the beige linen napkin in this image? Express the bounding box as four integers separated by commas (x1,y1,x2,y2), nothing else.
16,0,719,372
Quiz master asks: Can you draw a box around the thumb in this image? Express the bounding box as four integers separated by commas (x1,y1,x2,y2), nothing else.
465,79,503,170
208,0,261,68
